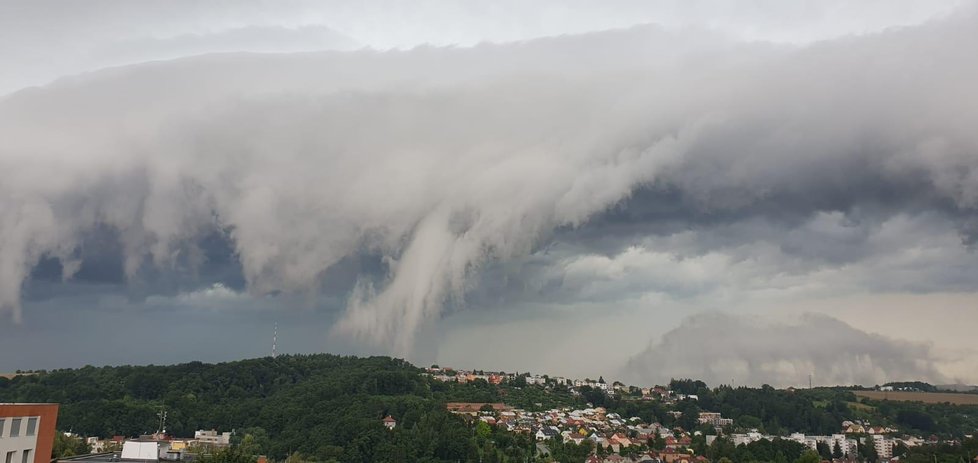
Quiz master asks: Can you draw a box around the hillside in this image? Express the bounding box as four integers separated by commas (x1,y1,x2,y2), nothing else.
854,391,978,405
0,355,496,462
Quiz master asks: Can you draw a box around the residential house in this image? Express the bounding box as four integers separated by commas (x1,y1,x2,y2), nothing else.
536,427,560,441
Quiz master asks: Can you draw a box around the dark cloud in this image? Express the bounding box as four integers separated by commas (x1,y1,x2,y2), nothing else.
0,287,360,372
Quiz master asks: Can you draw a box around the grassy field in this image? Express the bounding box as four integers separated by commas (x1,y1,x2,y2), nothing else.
848,401,876,411
855,390,978,405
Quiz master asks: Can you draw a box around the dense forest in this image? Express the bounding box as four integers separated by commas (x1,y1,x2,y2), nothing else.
3,355,978,463
591,383,851,436
1,355,501,461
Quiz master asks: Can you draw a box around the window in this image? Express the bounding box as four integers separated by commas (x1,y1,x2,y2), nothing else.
9,419,20,438
0,418,5,437
20,450,30,463
25,418,36,437
5,451,14,463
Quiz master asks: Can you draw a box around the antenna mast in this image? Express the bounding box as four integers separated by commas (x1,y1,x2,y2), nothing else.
157,403,167,435
272,322,278,358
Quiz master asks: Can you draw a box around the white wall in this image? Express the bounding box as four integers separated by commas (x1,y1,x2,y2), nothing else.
121,441,159,460
0,416,41,463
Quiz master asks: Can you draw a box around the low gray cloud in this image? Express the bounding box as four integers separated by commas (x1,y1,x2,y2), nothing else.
622,312,947,387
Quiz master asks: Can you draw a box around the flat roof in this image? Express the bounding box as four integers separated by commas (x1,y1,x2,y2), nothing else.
58,454,198,463
0,403,59,405
58,454,161,463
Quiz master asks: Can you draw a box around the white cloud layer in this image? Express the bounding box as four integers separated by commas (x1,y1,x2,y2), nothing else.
0,0,969,94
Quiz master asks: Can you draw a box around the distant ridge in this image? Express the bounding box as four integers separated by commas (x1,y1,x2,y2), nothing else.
936,384,978,392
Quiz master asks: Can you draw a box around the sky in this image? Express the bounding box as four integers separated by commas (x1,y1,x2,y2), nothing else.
2,0,978,387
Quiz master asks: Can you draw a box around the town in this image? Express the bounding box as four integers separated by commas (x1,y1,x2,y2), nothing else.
5,357,975,463
423,367,964,463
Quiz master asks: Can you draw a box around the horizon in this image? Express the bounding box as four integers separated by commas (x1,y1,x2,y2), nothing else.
3,353,976,391
2,0,978,388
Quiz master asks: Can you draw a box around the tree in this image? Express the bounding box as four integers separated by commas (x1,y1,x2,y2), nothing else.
795,450,821,463
232,427,269,457
817,441,833,459
738,415,764,432
669,379,708,395
549,440,593,463
892,441,909,458
692,433,708,456
709,437,737,461
475,421,493,440
196,447,256,463
52,433,90,458
861,436,879,463
652,434,666,450
678,402,701,431
897,410,936,432
833,441,843,459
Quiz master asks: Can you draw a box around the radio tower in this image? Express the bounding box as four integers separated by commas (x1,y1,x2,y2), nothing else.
272,323,278,358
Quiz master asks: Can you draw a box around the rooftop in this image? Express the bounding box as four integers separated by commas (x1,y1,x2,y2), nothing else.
0,402,59,405
58,454,152,463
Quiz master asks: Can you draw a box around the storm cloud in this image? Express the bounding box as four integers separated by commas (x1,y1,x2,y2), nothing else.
1,2,978,373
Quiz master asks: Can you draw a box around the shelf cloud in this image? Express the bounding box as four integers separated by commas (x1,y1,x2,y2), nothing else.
1,9,977,363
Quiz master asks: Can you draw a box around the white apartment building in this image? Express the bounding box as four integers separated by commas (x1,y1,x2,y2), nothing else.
732,432,764,446
698,412,734,427
830,434,856,456
193,430,231,447
874,437,895,459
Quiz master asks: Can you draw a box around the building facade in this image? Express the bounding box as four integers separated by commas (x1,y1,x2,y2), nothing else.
874,437,895,459
0,403,59,463
193,430,231,447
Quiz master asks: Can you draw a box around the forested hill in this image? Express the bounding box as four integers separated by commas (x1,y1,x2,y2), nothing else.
4,355,978,462
0,355,491,461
